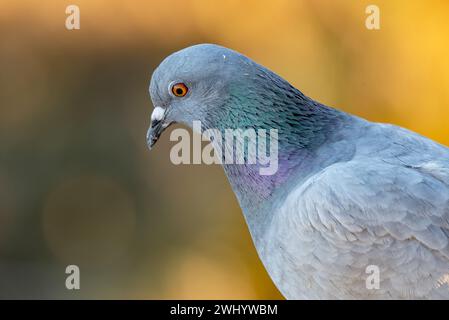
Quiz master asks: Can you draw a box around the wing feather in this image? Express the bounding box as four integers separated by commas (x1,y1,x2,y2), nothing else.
285,158,449,297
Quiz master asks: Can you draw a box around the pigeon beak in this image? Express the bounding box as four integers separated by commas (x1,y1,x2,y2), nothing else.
147,106,172,150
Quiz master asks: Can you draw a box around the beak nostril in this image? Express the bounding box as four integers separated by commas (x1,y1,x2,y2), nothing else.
151,106,166,122
147,107,172,150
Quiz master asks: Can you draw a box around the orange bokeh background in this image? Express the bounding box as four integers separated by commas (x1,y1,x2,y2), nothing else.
0,0,448,298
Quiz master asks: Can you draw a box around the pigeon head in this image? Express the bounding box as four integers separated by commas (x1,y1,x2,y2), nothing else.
147,43,341,152
147,44,254,149
146,44,345,208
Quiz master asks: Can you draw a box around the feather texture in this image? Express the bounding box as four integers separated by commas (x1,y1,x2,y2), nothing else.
149,44,449,299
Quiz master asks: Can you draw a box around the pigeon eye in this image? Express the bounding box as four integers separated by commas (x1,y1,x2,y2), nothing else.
171,83,188,97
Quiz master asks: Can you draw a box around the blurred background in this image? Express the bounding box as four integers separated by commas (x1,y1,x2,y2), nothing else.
0,0,448,299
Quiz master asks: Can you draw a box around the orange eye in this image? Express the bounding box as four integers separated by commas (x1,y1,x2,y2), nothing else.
171,83,188,97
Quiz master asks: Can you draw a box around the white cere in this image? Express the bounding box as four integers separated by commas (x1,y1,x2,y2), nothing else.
151,106,166,121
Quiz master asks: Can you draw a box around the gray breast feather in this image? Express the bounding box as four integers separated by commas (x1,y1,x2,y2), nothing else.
269,120,449,298
281,157,449,298
298,160,449,251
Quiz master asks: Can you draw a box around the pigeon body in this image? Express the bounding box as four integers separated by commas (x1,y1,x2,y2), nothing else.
147,44,449,299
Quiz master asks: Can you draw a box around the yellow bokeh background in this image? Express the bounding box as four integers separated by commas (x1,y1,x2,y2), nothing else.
0,0,448,298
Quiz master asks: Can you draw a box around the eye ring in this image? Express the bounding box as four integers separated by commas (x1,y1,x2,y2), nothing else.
171,82,188,97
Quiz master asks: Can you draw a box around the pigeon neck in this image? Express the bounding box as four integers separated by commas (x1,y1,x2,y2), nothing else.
217,95,347,238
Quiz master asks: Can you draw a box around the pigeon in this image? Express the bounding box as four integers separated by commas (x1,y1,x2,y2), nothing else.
146,44,449,299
